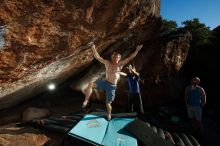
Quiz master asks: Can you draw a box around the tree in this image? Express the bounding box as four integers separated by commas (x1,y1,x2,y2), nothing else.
181,18,213,47
162,19,178,33
212,25,220,45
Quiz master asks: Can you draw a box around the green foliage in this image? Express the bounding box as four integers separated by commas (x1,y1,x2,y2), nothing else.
162,19,178,32
212,25,220,45
181,18,213,47
213,25,220,36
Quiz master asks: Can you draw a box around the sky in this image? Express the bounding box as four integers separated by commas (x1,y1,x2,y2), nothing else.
160,0,220,30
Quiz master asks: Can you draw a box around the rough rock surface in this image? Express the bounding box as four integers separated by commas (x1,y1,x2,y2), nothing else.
0,0,161,109
138,31,192,107
0,125,49,146
21,107,51,123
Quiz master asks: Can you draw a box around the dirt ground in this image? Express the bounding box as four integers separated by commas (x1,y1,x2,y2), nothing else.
0,87,121,146
0,87,220,146
0,87,85,146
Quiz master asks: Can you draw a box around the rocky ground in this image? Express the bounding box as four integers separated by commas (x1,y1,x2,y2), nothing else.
0,86,117,146
0,87,84,146
0,87,219,146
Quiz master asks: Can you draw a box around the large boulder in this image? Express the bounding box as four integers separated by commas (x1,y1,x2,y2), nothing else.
0,0,161,109
21,107,51,123
0,127,49,146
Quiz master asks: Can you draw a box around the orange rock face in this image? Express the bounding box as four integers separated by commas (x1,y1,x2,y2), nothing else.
0,0,191,110
0,0,162,109
0,126,49,146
